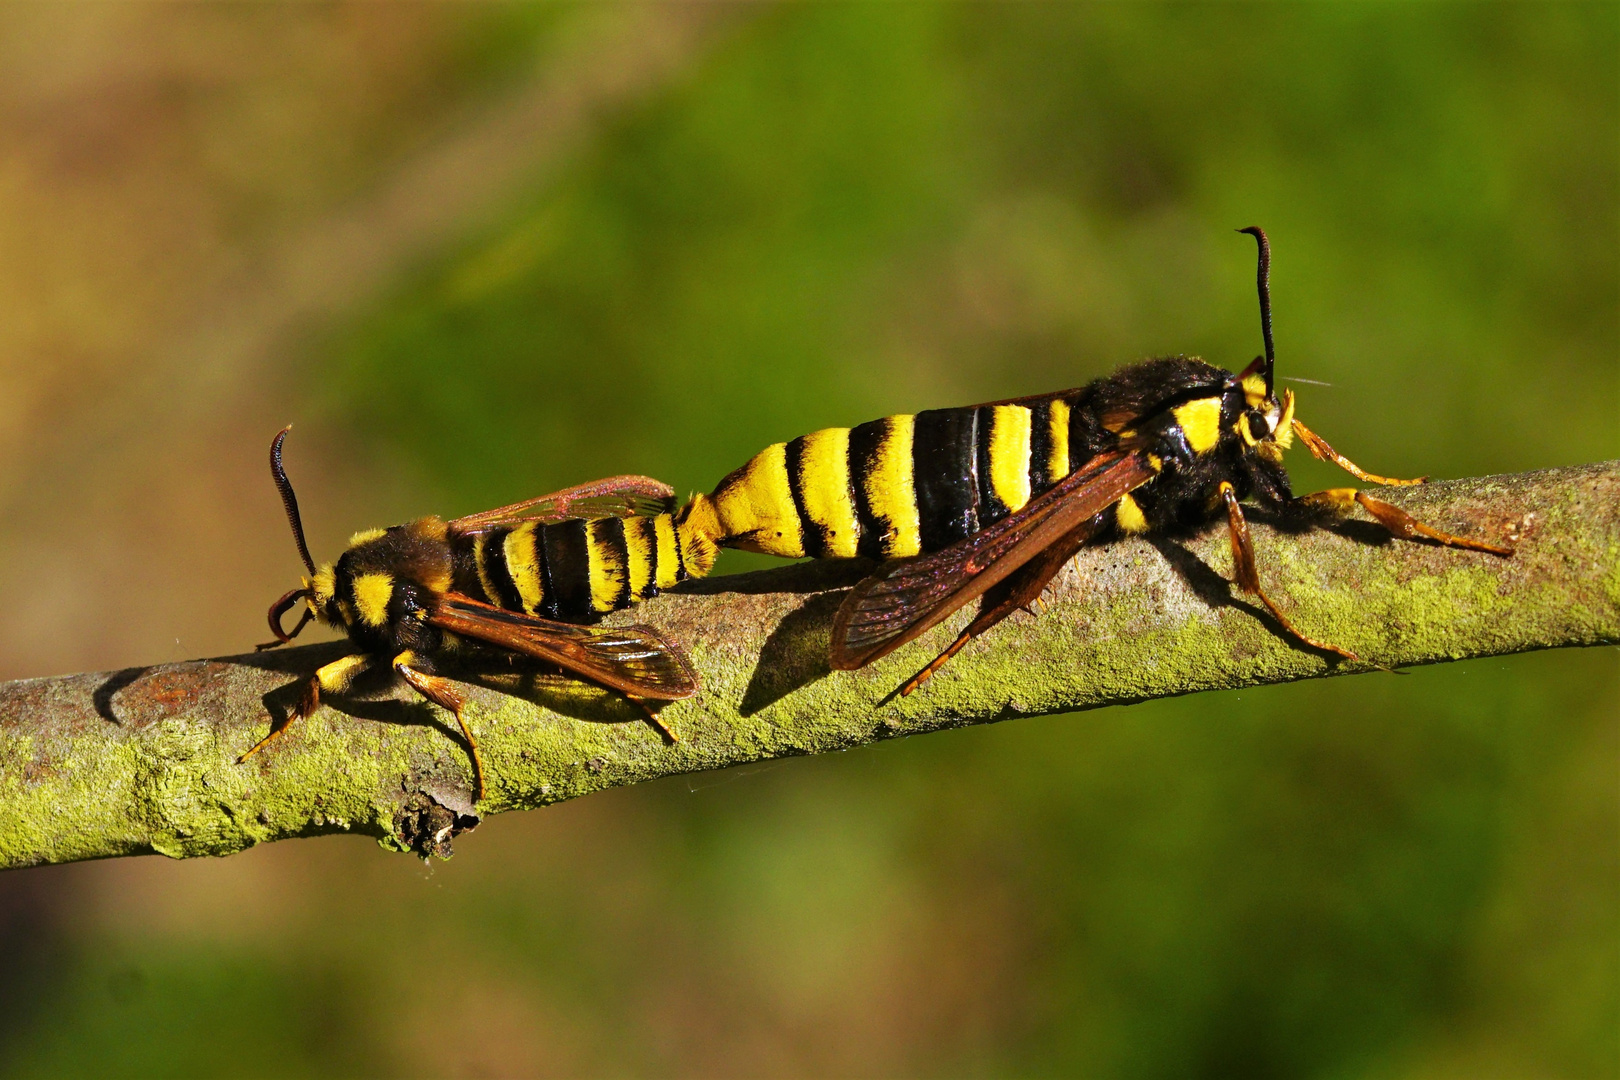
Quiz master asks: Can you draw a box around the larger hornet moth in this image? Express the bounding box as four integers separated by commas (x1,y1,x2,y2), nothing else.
675,227,1514,692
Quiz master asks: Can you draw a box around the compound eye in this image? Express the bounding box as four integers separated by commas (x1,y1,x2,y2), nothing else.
1245,411,1271,443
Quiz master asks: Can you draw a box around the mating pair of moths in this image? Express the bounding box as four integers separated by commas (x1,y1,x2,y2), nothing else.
248,229,1511,800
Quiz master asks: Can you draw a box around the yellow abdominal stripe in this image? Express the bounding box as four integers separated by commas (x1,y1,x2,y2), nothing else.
795,427,859,558
587,520,628,613
864,415,920,557
653,514,687,588
986,405,1032,512
473,536,500,607
676,516,717,577
1047,400,1071,482
709,441,804,558
503,523,544,613
622,517,656,599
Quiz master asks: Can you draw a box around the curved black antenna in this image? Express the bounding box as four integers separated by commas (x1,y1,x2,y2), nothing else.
1237,226,1275,396
270,426,317,576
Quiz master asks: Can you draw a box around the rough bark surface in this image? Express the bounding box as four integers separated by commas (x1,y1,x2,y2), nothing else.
2,463,1615,869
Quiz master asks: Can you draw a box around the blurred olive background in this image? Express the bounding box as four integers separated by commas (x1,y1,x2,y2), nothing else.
0,3,1614,1077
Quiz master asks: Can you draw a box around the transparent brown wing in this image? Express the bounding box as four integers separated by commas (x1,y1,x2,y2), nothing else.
830,450,1159,670
450,475,677,535
427,594,698,700
971,386,1088,409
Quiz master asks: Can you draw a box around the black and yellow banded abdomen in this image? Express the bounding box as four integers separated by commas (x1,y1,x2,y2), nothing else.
451,513,713,621
682,397,1085,560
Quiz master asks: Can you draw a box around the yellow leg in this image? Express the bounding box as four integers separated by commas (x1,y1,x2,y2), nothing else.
1299,488,1514,556
394,652,484,803
900,627,977,697
632,698,680,743
1291,419,1427,486
900,516,1090,696
1220,482,1358,661
239,653,371,763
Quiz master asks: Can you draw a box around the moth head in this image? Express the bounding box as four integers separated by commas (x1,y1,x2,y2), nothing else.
308,564,344,627
1233,227,1296,462
1233,348,1293,448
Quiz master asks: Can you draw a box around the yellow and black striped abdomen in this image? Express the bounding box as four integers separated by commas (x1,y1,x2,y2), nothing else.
684,396,1081,561
452,513,709,620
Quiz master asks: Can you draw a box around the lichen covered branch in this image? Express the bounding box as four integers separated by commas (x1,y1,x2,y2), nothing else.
2,463,1615,869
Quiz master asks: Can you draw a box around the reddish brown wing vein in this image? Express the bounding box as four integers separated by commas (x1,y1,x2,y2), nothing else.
831,450,1158,670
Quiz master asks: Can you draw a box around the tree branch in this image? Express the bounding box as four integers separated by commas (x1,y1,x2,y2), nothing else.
2,462,1615,869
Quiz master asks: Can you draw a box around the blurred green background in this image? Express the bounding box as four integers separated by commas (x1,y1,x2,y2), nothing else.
0,3,1613,1077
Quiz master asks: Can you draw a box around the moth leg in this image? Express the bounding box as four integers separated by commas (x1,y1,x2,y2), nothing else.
1220,482,1358,661
1291,419,1427,486
899,627,978,698
394,652,484,803
630,696,680,743
239,653,371,763
900,518,1091,697
1299,488,1514,556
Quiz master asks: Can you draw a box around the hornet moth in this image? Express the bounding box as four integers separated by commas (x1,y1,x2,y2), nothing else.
675,227,1514,693
245,433,714,802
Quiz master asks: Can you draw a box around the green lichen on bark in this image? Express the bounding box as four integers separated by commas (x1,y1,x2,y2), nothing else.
1,462,1615,870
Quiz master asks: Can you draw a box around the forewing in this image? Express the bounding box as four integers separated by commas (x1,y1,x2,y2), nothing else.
428,594,698,699
451,475,676,535
972,386,1087,410
830,450,1158,670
